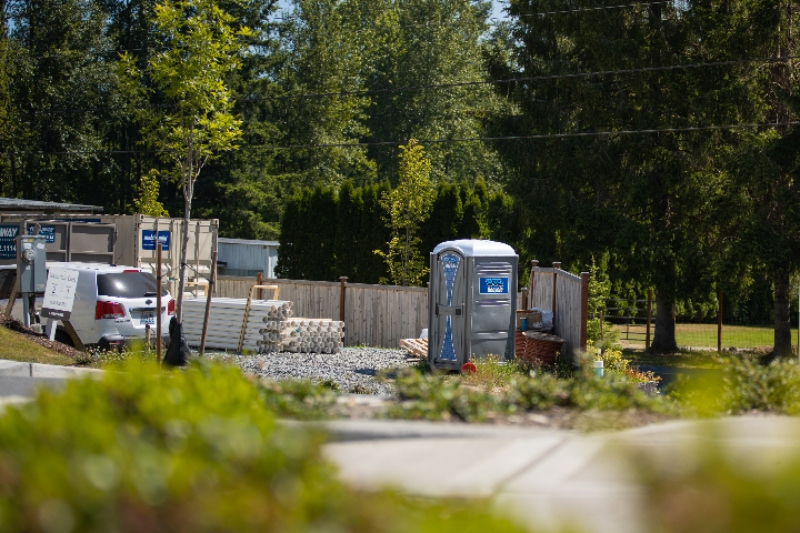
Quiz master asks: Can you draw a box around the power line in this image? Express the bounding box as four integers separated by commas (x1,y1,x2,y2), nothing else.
31,55,798,117
248,121,800,149
514,0,674,17
250,55,799,102
3,121,796,156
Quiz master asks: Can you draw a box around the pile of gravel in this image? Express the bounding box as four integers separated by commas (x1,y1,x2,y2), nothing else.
217,348,416,395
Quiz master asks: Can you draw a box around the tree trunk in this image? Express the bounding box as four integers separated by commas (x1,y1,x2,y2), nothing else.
773,267,792,358
176,194,191,324
650,290,677,353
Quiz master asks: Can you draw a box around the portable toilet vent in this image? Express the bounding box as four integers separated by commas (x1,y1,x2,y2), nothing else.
428,239,518,370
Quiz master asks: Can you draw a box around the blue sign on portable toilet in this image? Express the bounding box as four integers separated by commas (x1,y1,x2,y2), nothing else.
428,239,518,371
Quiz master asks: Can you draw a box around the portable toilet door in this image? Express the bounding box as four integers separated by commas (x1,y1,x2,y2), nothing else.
430,249,468,370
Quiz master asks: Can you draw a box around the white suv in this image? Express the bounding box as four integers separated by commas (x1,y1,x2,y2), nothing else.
1,262,175,350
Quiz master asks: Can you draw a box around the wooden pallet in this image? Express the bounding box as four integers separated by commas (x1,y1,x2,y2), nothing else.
399,338,428,360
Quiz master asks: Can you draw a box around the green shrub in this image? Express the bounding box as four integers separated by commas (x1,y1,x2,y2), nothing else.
672,355,800,416
387,368,506,422
388,365,672,423
258,378,337,420
0,361,529,532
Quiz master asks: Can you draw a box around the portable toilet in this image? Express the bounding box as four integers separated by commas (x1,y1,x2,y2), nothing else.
428,239,518,370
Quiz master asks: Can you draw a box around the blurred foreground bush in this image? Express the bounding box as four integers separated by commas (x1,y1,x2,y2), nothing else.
670,356,800,416
638,426,800,533
0,361,527,533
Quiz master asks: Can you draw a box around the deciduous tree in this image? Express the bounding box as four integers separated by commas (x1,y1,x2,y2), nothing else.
376,139,434,286
119,0,250,321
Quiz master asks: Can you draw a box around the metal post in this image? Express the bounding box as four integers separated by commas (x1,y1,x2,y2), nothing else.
426,281,430,326
339,276,348,344
646,289,652,350
156,243,162,364
552,262,560,330
199,249,217,356
717,290,723,353
600,311,605,340
580,272,589,351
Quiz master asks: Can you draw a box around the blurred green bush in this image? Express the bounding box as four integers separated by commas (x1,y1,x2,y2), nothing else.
0,361,528,533
671,355,800,416
637,425,800,533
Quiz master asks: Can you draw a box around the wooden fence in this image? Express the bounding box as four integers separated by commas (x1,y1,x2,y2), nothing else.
215,276,428,348
523,261,588,362
216,276,532,350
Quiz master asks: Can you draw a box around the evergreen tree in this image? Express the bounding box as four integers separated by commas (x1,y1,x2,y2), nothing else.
335,181,363,280
7,0,113,201
359,182,391,284
421,182,463,255
491,0,770,352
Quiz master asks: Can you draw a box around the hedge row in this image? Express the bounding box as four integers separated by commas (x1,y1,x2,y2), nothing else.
276,180,520,285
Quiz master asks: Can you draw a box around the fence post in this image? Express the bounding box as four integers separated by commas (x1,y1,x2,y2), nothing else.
551,263,560,328
580,272,589,351
339,276,348,343
718,290,723,353
156,243,162,364
521,288,528,311
646,290,652,350
529,260,539,309
426,282,430,327
256,272,263,299
199,249,217,357
600,311,604,340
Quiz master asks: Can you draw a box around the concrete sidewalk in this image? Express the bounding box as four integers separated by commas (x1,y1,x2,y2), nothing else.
321,416,800,533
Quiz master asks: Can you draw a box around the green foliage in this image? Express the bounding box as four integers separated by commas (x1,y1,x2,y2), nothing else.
258,378,337,420
387,363,670,424
118,0,250,315
4,0,113,201
118,0,249,183
387,367,503,422
133,170,169,217
490,0,779,351
0,360,530,533
278,179,507,283
375,139,435,286
674,356,800,416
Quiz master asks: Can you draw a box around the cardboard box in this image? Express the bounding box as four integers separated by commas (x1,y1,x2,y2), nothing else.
516,310,543,330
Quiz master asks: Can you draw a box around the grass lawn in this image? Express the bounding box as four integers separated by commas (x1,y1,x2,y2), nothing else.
0,325,77,366
615,323,797,350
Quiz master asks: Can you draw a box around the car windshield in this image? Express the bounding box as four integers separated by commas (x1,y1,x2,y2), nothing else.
97,272,167,298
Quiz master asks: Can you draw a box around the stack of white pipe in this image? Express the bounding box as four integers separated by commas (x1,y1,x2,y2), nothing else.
182,298,293,351
257,318,345,354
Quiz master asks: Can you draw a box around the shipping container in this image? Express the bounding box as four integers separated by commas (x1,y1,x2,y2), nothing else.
0,214,218,296
218,238,279,278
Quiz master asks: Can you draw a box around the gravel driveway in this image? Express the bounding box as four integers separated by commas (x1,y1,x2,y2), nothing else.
215,348,417,395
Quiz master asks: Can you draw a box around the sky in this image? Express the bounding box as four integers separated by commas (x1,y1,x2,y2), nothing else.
275,1,509,22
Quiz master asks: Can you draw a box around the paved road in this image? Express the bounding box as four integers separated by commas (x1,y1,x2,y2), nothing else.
0,375,64,398
319,416,800,533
